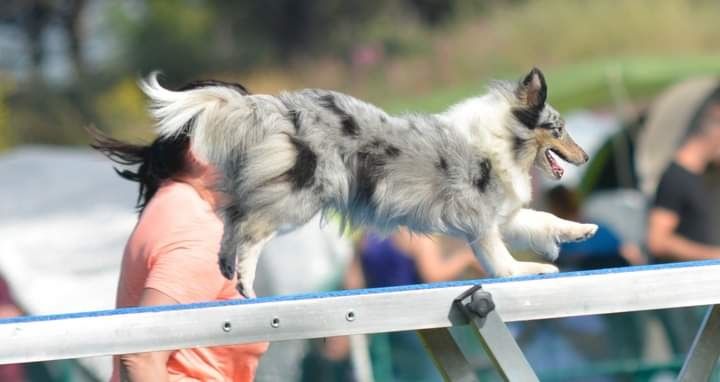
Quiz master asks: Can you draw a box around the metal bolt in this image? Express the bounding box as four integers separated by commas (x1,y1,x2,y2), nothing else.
345,310,356,322
467,290,495,318
271,317,280,328
222,321,232,332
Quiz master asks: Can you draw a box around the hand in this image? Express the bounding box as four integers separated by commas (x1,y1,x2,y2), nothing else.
0,305,21,318
620,243,646,265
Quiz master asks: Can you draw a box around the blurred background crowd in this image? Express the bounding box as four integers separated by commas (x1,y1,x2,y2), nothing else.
2,0,720,381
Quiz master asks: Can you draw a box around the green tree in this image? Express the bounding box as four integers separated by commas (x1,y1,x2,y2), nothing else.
112,0,216,85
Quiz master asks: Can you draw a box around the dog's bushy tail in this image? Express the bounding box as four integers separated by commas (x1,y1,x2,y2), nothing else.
139,72,250,164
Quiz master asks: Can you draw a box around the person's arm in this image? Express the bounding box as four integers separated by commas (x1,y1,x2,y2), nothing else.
120,242,227,381
619,243,646,265
118,288,176,382
408,235,481,283
0,279,22,318
647,208,720,261
0,305,20,317
344,252,367,290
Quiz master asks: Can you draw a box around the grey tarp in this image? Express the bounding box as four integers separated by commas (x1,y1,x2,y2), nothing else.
0,146,136,379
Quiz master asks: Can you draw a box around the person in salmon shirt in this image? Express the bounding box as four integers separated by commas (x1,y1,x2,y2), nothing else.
90,79,267,382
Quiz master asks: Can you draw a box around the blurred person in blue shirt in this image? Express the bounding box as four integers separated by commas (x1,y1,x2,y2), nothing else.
546,185,644,270
351,228,482,382
512,186,646,381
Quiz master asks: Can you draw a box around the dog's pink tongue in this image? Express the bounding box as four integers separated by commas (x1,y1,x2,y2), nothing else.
552,162,564,178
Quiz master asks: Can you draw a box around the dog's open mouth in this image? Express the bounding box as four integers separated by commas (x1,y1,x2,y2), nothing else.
545,149,564,179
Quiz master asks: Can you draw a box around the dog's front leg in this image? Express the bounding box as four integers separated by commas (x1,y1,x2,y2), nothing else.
469,226,559,277
501,208,598,262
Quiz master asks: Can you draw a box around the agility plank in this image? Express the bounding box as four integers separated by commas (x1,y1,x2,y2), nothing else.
1,260,720,365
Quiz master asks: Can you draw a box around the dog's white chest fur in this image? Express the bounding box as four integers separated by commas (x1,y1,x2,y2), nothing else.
443,94,534,215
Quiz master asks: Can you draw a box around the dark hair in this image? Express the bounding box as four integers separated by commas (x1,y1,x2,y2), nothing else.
89,127,191,211
685,85,720,140
89,78,249,212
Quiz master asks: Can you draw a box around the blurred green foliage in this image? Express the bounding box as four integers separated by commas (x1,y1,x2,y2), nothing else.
111,0,215,82
384,55,720,114
0,82,12,151
94,77,152,141
3,0,720,149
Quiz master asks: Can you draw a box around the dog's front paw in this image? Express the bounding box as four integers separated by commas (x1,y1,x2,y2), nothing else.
557,223,598,243
571,223,598,242
535,263,560,275
507,261,559,277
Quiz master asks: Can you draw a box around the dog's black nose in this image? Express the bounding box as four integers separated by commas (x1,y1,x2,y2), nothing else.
583,153,589,163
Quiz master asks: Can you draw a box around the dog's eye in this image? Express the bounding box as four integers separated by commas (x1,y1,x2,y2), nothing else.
552,126,563,138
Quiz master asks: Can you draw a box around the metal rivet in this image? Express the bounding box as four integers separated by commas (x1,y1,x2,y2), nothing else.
222,321,232,332
271,317,280,328
345,310,355,322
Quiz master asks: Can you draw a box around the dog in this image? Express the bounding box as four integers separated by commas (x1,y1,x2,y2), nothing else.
140,67,598,297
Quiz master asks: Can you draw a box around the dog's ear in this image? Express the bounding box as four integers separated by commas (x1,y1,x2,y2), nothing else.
515,67,547,109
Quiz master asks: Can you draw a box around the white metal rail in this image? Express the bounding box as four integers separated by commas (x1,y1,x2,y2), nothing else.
2,260,720,380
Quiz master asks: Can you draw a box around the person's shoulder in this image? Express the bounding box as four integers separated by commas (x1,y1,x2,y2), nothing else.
138,182,222,236
148,181,215,216
152,181,202,204
123,182,223,276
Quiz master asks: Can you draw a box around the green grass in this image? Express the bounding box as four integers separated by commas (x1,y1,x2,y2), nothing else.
382,55,720,114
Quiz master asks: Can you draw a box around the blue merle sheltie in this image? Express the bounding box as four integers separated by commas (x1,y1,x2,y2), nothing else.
127,67,598,297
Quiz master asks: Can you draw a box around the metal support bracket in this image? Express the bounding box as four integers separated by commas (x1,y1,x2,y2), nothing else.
419,285,539,382
455,285,539,382
677,304,720,382
417,327,479,382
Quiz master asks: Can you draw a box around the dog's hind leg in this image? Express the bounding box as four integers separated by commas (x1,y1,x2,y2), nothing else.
219,214,278,298
469,225,559,278
218,131,326,296
219,190,322,297
501,208,598,262
218,204,247,280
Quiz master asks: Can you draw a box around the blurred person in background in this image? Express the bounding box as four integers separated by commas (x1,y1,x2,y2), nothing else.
647,95,720,263
515,187,646,380
338,228,482,382
253,215,354,382
645,92,720,356
90,81,268,382
358,228,483,287
546,186,644,270
93,129,268,382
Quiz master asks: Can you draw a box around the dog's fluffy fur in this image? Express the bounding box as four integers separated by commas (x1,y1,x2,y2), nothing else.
140,68,598,297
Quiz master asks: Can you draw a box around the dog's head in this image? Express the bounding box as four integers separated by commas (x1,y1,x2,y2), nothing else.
508,68,588,179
